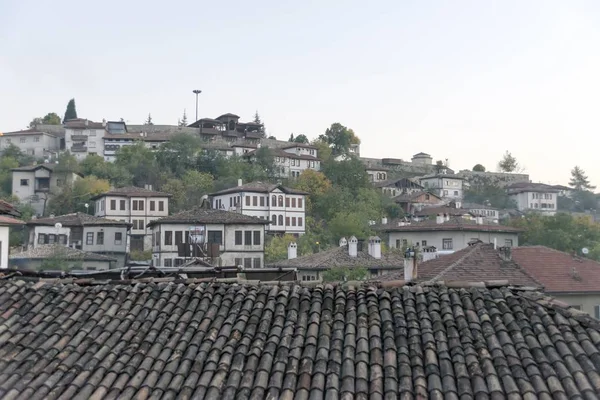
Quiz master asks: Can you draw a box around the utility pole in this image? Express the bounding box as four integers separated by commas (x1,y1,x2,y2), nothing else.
192,89,202,122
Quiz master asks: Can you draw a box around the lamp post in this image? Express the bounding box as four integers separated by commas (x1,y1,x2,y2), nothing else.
192,89,202,122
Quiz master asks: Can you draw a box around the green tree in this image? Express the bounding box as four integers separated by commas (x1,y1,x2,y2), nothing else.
569,166,595,191
1,144,35,167
29,112,61,128
178,109,188,127
318,123,360,156
293,134,309,144
253,111,266,137
497,151,521,173
264,233,314,263
472,164,486,172
160,171,214,212
322,267,368,282
155,133,202,176
0,157,19,196
80,154,132,187
47,176,110,215
310,138,332,163
115,141,160,187
322,157,369,192
145,113,153,125
63,99,77,122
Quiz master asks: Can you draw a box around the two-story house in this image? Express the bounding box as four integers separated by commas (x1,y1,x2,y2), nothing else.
148,206,269,268
92,186,171,252
375,178,424,197
209,180,308,235
26,212,131,267
11,164,81,216
506,182,559,215
0,129,61,158
378,215,521,254
419,172,465,201
64,118,107,160
245,145,320,179
462,202,500,223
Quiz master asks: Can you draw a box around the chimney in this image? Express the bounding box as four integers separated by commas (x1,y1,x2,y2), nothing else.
339,237,347,247
238,179,243,187
436,214,444,224
288,242,297,259
368,236,382,259
348,236,358,258
476,216,483,225
498,246,512,261
493,238,497,249
381,216,388,225
444,213,450,222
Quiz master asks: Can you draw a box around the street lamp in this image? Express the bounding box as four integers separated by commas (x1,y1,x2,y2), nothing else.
192,89,202,122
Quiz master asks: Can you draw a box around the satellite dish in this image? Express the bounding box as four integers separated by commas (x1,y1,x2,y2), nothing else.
582,248,589,255
54,223,62,229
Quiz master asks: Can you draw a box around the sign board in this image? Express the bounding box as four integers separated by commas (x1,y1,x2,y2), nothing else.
188,226,205,244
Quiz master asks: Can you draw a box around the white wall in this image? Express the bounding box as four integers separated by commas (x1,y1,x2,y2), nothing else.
0,226,9,269
0,133,60,157
510,191,557,215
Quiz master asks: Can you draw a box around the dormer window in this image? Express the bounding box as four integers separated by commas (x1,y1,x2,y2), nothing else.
228,120,235,131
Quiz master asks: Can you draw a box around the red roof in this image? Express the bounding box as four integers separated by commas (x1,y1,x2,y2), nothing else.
0,216,24,225
512,246,600,293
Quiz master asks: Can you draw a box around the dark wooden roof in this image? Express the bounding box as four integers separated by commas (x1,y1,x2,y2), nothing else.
27,212,131,227
147,207,269,227
0,280,599,398
91,186,172,200
209,181,308,196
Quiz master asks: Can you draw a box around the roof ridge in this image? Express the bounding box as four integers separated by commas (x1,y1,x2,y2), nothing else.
425,244,481,283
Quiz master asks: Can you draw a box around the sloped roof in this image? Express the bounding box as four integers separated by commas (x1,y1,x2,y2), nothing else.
91,186,172,200
9,245,116,262
268,245,405,270
392,190,443,203
506,182,560,194
412,206,474,217
147,207,269,227
512,246,600,294
244,148,321,161
374,177,424,189
378,216,522,233
27,212,131,227
11,163,57,172
64,119,105,129
0,200,20,217
375,243,541,287
0,280,599,398
1,129,57,137
0,216,24,226
209,181,308,196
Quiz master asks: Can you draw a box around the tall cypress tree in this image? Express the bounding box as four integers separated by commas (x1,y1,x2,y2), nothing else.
63,99,78,122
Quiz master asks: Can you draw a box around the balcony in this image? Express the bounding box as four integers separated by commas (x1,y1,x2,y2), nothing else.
71,135,88,141
34,178,50,192
71,145,88,152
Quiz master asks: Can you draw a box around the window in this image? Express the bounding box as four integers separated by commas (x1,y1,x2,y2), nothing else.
443,190,448,196
235,231,243,245
150,201,155,211
120,200,126,210
20,179,29,186
422,240,427,246
278,195,284,207
395,239,401,248
114,232,123,245
292,217,296,226
235,258,242,266
505,239,513,247
298,198,303,208
154,232,160,246
298,217,303,227
272,195,277,206
86,232,94,245
158,201,164,212
246,196,250,206
244,231,252,245
132,200,138,211
48,234,56,244
20,138,26,143
534,203,539,209
260,196,265,207
425,194,430,200
164,259,173,267
164,231,173,245
58,235,67,245
175,258,184,267
34,136,40,142
97,232,104,245
454,191,458,196
292,198,296,208
207,230,223,245
138,200,144,211
132,200,144,211
244,258,252,269
442,238,453,250
175,231,183,245
110,200,116,210
286,217,290,226
38,234,47,244
285,198,290,207
271,215,277,225
278,215,283,225
253,258,261,268
253,231,261,245
252,196,257,206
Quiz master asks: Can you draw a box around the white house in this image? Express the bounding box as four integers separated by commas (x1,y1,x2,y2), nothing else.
209,180,308,235
26,213,131,268
11,164,81,216
147,207,269,268
245,144,320,179
92,186,171,252
419,172,465,201
378,215,521,253
506,182,559,215
462,202,500,224
64,119,108,160
0,129,61,158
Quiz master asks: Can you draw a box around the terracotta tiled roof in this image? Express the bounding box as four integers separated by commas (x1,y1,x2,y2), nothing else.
147,207,269,227
64,119,105,129
0,200,20,217
0,216,24,226
209,181,308,196
27,212,131,227
0,280,599,398
375,243,541,287
378,216,522,233
9,245,116,262
91,186,172,200
512,246,600,294
280,143,318,150
267,245,405,270
412,206,474,217
392,190,442,202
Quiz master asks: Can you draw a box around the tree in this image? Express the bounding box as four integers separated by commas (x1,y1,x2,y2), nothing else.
114,141,160,187
318,123,360,156
569,166,595,191
155,133,202,176
294,170,332,212
311,139,332,163
293,134,309,144
47,176,110,215
472,164,486,172
160,171,214,212
63,99,77,122
80,154,132,187
322,157,369,192
29,112,61,128
1,144,35,167
288,133,294,142
497,151,521,173
322,267,368,283
178,109,188,127
253,111,262,124
253,111,266,137
0,157,19,197
145,113,154,125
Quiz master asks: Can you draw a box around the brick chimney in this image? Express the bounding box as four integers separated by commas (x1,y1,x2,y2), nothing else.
368,236,382,259
287,242,297,259
348,236,358,258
